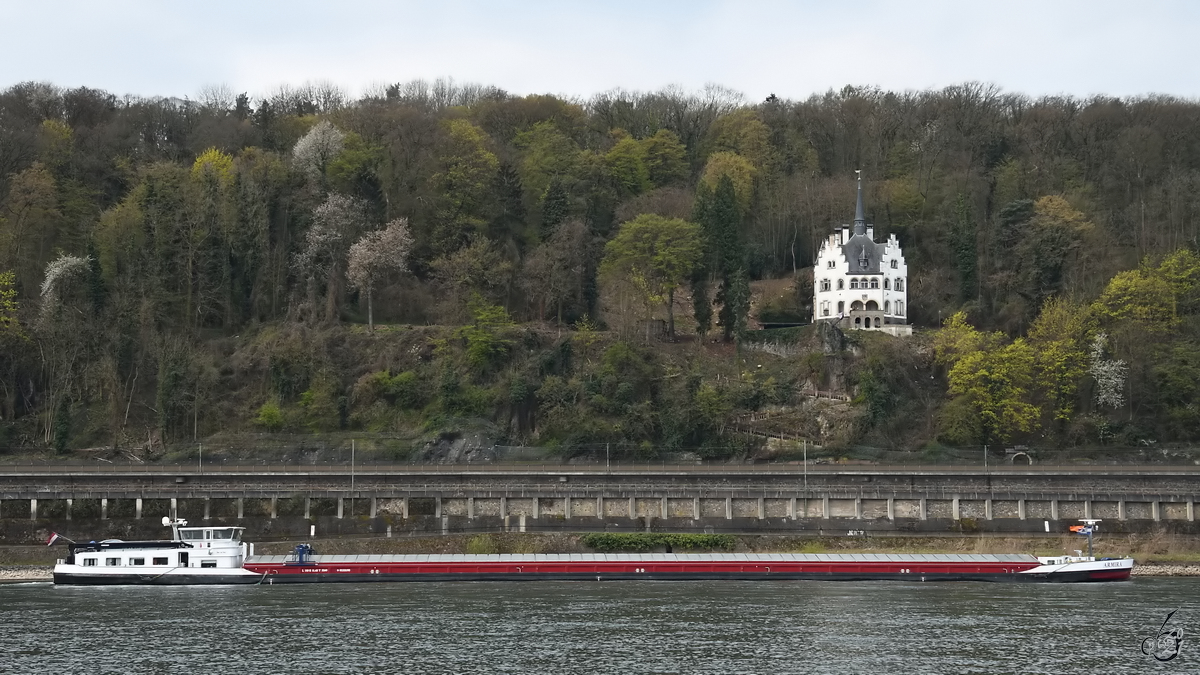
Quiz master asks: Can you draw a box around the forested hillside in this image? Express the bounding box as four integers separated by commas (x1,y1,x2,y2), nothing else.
0,80,1197,457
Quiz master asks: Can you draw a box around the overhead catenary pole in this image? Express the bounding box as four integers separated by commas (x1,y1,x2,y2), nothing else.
351,439,355,518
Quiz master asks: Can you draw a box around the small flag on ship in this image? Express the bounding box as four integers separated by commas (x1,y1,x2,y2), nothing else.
46,532,61,546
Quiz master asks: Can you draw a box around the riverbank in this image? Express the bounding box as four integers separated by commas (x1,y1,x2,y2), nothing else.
0,566,52,582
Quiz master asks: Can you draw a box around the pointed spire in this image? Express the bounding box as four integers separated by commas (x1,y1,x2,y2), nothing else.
853,170,866,235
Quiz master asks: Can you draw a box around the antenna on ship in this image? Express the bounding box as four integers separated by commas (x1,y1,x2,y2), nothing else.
162,516,188,541
1070,519,1101,559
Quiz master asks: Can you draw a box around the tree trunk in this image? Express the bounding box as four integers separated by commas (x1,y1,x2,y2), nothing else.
667,287,675,336
367,286,374,331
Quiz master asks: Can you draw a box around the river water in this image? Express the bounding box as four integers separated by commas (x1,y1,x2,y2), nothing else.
1,578,1194,674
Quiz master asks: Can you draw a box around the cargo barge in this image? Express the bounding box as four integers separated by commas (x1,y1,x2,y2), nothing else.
51,518,1133,585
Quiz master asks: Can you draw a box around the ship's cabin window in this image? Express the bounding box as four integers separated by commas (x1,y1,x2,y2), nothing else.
131,558,145,566
105,558,121,566
180,529,204,540
201,560,218,568
211,528,240,541
83,558,97,567
153,557,168,566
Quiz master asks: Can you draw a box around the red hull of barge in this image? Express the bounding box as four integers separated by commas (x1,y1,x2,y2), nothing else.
242,555,1132,584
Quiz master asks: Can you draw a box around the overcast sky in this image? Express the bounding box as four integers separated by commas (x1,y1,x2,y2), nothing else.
3,0,1196,103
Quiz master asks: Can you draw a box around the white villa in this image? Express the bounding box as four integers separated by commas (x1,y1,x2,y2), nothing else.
812,174,911,336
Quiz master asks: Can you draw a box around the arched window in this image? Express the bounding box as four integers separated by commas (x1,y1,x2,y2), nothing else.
884,279,890,290
820,279,830,292
884,300,890,313
895,279,904,292
854,317,861,326
850,278,859,289
870,278,879,289
837,279,844,290
837,301,844,315
874,317,881,327
865,300,878,311
896,301,904,316
851,301,863,311
827,260,836,269
890,259,898,269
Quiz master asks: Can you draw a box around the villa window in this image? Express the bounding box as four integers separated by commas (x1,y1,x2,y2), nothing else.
827,260,835,269
895,279,904,292
897,301,905,316
884,279,890,290
870,278,879,289
891,259,898,269
850,278,859,290
884,301,890,313
820,279,830,292
837,301,844,314
837,279,844,290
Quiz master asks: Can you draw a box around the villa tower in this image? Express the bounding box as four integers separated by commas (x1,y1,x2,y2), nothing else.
812,173,911,336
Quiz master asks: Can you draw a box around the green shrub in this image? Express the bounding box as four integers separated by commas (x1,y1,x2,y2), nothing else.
459,295,515,370
255,400,284,431
465,535,499,554
580,533,736,552
386,370,424,410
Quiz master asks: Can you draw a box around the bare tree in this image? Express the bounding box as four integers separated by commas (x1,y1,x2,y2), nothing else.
347,218,414,330
523,219,591,325
196,84,235,112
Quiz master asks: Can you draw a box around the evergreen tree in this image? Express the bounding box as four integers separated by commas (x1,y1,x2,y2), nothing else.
724,268,750,349
695,176,745,341
540,178,568,241
953,194,977,303
710,175,744,279
489,161,527,247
